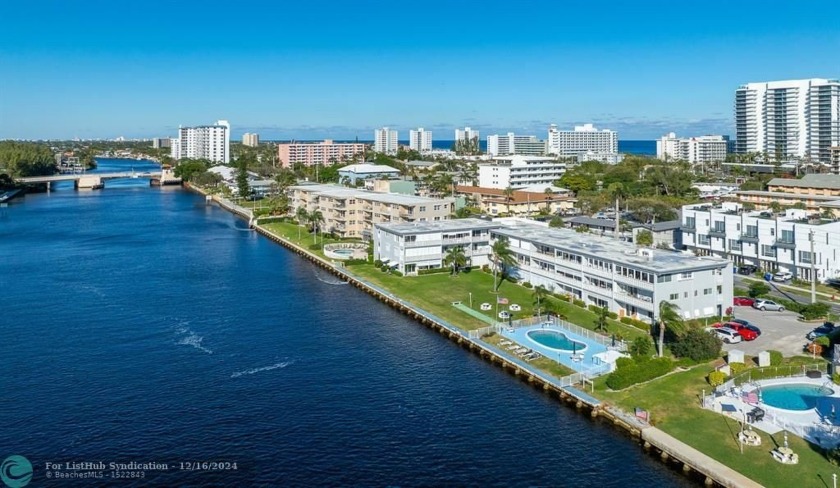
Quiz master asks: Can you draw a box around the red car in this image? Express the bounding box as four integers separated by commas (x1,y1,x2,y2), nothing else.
713,322,759,341
734,296,755,307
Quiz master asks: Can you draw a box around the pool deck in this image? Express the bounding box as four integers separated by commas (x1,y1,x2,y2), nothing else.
501,323,610,375
708,376,840,447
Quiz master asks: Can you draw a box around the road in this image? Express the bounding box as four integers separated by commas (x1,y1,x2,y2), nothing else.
733,274,840,316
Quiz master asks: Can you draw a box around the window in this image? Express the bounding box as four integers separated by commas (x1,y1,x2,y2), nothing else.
761,244,776,258
405,235,417,243
686,216,696,228
736,223,741,231
745,225,758,238
419,206,426,212
780,229,794,243
433,205,441,211
770,228,775,237
729,239,741,251
698,234,710,245
717,285,723,294
694,290,698,296
684,292,689,298
669,293,679,300
679,272,693,280
713,221,725,232
704,288,712,295
657,274,672,283
799,250,813,264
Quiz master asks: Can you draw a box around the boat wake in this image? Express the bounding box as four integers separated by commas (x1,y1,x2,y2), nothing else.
231,360,294,378
175,325,213,354
314,269,348,285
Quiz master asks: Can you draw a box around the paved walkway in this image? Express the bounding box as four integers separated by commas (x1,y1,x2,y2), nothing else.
642,428,765,488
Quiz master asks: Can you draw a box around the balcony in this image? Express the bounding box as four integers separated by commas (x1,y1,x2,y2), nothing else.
740,234,759,243
774,239,796,250
615,290,654,308
680,223,696,233
709,229,727,239
404,239,442,248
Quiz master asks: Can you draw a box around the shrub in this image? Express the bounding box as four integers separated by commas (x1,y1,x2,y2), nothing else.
374,259,382,267
481,265,490,273
629,336,654,359
481,331,497,339
573,299,586,308
748,281,771,298
670,328,722,362
380,265,388,272
768,350,783,366
816,336,831,347
775,298,803,313
729,362,747,375
607,311,618,320
829,446,840,466
833,373,840,385
605,357,673,390
391,270,403,277
733,287,749,297
801,302,831,320
417,267,453,276
708,371,726,387
620,317,651,332
554,294,570,302
522,282,533,289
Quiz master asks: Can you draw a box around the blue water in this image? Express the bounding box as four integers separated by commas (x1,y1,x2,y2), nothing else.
761,384,834,411
618,140,656,156
527,330,588,353
0,159,690,486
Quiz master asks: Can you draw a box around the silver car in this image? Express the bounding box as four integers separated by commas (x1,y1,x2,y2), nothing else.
711,327,742,344
753,299,785,312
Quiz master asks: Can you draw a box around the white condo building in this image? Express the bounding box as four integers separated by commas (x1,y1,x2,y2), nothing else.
547,123,618,158
735,78,840,163
375,127,399,154
657,133,728,164
486,133,547,156
170,120,231,164
374,218,732,322
242,133,260,147
681,201,840,282
455,127,480,143
409,128,433,152
478,155,566,190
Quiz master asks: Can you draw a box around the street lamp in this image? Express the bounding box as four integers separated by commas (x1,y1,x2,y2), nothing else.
469,292,472,308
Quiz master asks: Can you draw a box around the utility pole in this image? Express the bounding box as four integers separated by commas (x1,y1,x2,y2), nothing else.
810,230,817,304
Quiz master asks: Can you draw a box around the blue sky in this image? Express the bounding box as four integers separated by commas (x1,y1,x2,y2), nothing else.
1,0,838,140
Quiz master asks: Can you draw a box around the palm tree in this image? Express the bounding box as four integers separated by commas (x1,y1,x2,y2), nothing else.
503,186,515,214
657,300,685,357
491,236,515,292
532,285,548,317
295,207,309,241
607,182,627,239
443,246,467,275
595,307,609,332
308,209,324,244
544,187,554,213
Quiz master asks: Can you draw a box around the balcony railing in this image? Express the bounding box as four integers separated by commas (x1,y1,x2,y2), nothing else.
740,234,759,243
709,229,727,238
774,239,796,250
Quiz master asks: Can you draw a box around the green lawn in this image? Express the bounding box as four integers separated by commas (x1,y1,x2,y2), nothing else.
596,361,836,488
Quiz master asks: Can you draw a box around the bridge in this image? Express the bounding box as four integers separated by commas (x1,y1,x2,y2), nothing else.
18,170,180,190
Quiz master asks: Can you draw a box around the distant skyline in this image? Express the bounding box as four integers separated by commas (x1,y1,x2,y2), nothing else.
1,1,839,140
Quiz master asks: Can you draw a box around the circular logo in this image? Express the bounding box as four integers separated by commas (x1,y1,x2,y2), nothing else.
0,456,32,488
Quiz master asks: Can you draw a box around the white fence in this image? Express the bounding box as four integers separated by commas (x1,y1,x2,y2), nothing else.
507,315,628,352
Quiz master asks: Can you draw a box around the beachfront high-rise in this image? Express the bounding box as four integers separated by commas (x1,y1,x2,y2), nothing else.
409,128,433,152
242,133,260,147
546,123,618,158
170,119,230,164
375,127,399,154
656,133,728,164
455,127,479,144
486,133,547,156
735,78,840,163
277,140,365,168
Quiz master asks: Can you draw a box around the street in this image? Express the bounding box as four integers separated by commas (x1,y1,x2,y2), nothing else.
733,274,840,316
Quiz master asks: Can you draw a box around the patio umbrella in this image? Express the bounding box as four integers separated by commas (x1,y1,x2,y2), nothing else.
783,431,789,449
611,334,616,347
573,342,577,355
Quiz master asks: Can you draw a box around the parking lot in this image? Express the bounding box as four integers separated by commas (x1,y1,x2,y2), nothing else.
721,306,817,358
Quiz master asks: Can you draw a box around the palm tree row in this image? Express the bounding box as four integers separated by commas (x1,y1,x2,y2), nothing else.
295,207,324,244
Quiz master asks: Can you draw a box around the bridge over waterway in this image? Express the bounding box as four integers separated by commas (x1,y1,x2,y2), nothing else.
18,170,180,190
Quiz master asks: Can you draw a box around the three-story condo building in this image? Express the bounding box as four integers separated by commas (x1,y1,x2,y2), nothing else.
681,201,840,282
374,218,732,322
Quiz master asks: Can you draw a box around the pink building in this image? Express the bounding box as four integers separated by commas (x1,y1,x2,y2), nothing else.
277,140,366,168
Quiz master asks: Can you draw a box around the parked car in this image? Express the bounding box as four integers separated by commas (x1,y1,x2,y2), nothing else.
753,299,785,312
807,322,836,341
738,264,759,275
733,296,755,307
773,271,793,282
728,318,762,336
711,327,743,344
723,323,759,341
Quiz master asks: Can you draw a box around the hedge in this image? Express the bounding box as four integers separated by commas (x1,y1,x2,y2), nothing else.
605,357,673,390
708,371,726,387
573,299,586,308
620,317,651,332
768,350,783,366
418,267,455,276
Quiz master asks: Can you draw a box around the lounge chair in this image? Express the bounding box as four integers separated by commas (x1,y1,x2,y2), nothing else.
499,339,513,346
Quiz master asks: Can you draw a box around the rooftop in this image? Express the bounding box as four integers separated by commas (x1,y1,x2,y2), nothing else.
493,223,729,273
404,160,439,167
735,190,840,201
631,220,682,232
338,163,400,174
456,185,574,204
291,183,452,206
567,216,617,228
375,218,499,236
768,174,840,190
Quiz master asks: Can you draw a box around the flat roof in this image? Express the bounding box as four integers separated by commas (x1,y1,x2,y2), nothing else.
631,220,681,232
290,183,452,206
375,218,499,236
768,174,840,190
567,216,617,227
736,190,840,201
338,163,400,174
493,223,729,273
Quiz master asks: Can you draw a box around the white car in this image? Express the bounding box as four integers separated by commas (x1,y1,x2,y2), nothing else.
711,327,743,344
753,299,785,312
773,271,793,282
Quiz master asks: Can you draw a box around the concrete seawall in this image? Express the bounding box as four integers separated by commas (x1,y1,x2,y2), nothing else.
191,185,763,488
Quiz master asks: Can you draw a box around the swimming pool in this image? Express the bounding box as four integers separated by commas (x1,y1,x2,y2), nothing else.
526,330,587,353
332,249,354,256
760,383,834,411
